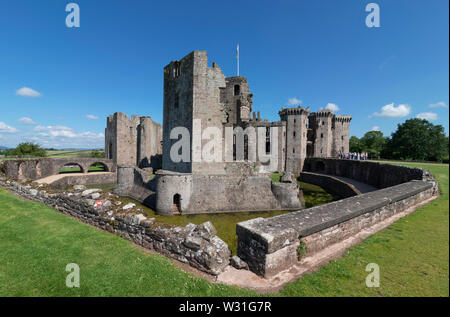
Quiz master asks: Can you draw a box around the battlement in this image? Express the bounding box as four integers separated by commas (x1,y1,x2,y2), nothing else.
333,115,352,122
279,106,310,118
310,110,334,118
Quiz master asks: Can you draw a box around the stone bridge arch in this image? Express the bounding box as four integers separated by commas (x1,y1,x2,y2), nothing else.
54,158,115,175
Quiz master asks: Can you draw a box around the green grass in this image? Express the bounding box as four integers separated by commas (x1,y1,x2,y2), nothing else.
46,150,101,158
0,162,448,296
0,186,256,296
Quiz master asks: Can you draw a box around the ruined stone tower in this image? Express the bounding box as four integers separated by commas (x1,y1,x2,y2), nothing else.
105,112,162,168
162,51,228,175
222,76,253,124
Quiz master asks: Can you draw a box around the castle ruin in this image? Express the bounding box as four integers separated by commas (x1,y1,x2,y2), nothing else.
105,112,162,169
109,50,352,215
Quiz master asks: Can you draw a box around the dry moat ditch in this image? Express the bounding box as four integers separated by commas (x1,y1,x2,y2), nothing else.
85,172,338,255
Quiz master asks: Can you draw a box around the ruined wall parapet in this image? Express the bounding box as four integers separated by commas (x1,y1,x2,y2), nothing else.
299,171,360,198
237,179,435,277
303,158,438,193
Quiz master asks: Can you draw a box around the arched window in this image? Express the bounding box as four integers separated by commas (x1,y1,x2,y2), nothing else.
244,134,249,160
234,85,240,96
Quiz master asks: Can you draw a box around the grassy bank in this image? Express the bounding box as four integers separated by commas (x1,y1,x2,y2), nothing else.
0,162,448,296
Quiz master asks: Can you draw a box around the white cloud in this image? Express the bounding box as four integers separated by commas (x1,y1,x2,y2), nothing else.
33,125,77,138
86,114,99,120
322,103,340,112
287,97,302,106
18,117,37,125
429,101,447,108
26,125,104,148
371,126,381,131
0,122,19,133
16,87,41,98
33,125,103,140
416,112,438,121
372,103,411,118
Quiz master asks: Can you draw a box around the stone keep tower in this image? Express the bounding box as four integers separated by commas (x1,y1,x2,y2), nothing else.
309,110,334,158
162,51,227,175
221,76,253,124
331,115,352,157
279,106,310,175
105,112,162,168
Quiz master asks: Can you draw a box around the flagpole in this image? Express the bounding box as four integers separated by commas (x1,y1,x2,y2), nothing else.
237,44,239,76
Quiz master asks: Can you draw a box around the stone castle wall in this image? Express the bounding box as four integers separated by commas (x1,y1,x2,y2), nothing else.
105,112,162,169
303,158,437,189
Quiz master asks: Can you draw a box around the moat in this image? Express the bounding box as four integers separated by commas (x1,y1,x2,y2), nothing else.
86,176,336,254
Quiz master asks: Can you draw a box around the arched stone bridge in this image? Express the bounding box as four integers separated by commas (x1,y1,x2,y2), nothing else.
2,158,115,181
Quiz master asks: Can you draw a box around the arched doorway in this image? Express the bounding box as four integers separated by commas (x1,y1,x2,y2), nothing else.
173,194,181,215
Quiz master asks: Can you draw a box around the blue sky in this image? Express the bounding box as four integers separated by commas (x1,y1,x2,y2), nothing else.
0,0,448,149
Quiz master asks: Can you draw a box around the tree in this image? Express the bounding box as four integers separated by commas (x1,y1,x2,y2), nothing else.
360,131,387,159
389,119,448,161
90,150,105,158
9,142,47,157
349,136,362,153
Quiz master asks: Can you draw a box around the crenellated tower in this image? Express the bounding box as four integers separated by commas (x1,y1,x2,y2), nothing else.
279,106,310,174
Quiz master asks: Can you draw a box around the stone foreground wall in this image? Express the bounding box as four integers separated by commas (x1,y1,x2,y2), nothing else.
0,177,230,275
237,179,436,277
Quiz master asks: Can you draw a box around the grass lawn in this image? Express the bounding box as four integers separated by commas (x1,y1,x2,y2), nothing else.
0,162,448,296
46,150,103,158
